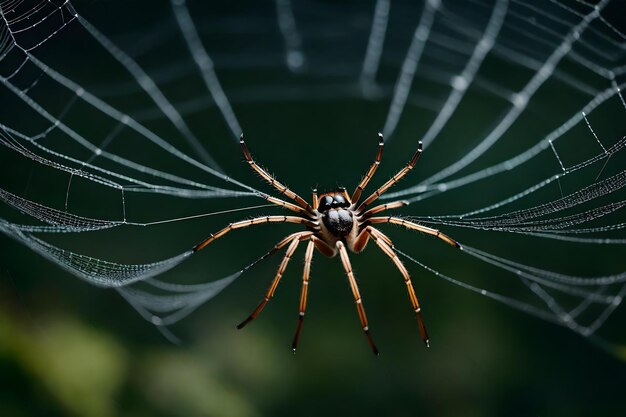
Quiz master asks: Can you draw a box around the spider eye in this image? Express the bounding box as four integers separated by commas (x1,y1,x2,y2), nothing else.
319,196,333,211
331,194,346,208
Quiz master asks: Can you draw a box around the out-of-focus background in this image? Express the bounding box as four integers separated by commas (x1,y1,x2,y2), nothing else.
1,0,625,416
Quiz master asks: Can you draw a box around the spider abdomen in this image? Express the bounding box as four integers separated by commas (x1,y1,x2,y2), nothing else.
322,209,354,237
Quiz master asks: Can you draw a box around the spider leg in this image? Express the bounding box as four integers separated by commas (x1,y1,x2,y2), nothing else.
266,231,314,257
261,193,316,217
358,200,409,220
369,216,462,249
240,134,314,213
311,234,336,257
351,227,371,253
292,239,315,352
193,215,318,252
351,133,384,204
366,226,430,347
336,241,379,355
356,141,422,213
240,232,313,275
312,189,319,210
351,223,392,253
237,232,311,329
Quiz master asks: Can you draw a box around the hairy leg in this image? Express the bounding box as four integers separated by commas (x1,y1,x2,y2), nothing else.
337,240,379,355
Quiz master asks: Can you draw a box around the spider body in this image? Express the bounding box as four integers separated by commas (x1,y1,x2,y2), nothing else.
193,133,462,355
317,190,356,243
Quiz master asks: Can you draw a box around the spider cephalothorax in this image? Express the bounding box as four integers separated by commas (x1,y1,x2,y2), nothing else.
193,133,461,355
318,190,354,238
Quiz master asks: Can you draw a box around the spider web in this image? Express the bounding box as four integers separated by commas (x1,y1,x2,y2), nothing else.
0,0,625,352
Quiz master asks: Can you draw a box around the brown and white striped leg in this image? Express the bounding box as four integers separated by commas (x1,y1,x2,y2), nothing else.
367,226,430,347
311,234,336,257
336,241,379,355
261,193,315,217
351,226,371,253
262,231,314,262
193,215,317,252
368,216,461,249
292,239,315,352
356,141,422,213
351,223,393,253
240,134,313,212
358,200,409,219
237,233,309,329
240,232,313,275
351,133,384,204
312,189,319,210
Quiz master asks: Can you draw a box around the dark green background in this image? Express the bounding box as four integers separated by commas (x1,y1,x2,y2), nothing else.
1,1,625,416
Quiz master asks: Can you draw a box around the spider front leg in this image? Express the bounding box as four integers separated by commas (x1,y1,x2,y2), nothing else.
240,134,314,213
366,226,430,346
261,193,316,217
237,232,313,329
336,241,379,355
193,215,317,252
356,141,422,213
351,133,384,204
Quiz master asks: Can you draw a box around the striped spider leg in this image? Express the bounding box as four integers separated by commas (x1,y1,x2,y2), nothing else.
192,133,461,355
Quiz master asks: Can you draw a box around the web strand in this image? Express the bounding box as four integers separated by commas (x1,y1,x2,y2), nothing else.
0,0,624,349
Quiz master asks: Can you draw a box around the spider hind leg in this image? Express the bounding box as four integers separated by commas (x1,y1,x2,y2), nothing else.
367,226,430,347
236,232,311,329
337,241,379,355
292,239,315,353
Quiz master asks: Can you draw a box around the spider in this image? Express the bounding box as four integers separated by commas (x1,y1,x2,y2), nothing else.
193,133,461,355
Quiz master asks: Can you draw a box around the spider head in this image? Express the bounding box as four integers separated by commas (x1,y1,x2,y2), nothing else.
317,189,354,237
317,189,351,212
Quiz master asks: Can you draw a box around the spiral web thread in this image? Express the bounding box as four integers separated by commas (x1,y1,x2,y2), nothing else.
0,0,625,351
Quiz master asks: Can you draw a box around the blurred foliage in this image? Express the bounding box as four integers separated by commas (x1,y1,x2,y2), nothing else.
0,307,125,417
